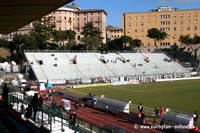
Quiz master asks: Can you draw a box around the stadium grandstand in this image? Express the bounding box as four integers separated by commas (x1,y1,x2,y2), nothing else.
24,51,191,84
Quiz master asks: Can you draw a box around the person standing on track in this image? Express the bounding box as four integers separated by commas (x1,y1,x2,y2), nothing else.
138,103,143,113
75,102,79,111
193,111,199,126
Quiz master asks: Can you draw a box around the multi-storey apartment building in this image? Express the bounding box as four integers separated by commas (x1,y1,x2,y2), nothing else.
50,6,78,31
75,9,107,43
0,5,107,43
123,6,200,49
106,25,123,42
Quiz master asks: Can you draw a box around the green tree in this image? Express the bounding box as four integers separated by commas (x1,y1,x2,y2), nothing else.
119,36,133,47
179,35,200,66
33,16,54,34
81,22,103,50
131,39,143,52
147,28,167,49
0,39,9,48
51,30,76,47
106,38,123,51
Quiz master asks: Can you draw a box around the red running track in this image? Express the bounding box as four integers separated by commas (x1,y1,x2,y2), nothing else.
40,90,163,133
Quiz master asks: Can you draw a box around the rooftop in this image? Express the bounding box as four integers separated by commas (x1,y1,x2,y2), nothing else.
124,6,200,14
77,9,108,15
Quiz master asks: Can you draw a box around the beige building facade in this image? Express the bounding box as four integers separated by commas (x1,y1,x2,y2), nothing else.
106,25,123,42
123,6,200,49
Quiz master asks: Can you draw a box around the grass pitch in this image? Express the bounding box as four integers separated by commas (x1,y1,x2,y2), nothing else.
73,80,200,114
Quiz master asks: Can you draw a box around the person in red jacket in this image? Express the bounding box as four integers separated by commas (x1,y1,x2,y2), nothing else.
159,106,165,117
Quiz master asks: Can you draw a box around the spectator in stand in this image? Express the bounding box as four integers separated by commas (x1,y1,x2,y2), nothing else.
31,93,39,122
193,111,199,126
138,103,143,113
72,55,77,64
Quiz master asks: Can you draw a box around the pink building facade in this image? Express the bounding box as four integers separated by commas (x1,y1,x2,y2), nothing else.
0,5,107,43
49,6,107,43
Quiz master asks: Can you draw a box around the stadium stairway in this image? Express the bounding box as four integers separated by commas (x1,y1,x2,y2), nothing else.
66,53,87,79
93,53,118,76
25,53,48,81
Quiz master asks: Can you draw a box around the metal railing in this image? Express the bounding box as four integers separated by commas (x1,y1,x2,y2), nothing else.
7,92,122,133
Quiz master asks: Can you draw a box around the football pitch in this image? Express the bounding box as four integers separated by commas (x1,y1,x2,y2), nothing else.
73,80,200,114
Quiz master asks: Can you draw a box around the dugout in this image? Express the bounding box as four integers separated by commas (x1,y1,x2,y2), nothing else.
95,95,132,114
161,108,194,133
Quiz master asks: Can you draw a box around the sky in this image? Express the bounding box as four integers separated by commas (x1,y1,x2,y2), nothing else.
72,0,200,27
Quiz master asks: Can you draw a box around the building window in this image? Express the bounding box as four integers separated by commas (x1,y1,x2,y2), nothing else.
187,13,190,17
187,27,190,31
133,22,137,26
194,20,197,24
180,21,183,24
134,29,137,32
128,23,131,26
141,28,144,32
173,21,176,24
174,27,177,31
194,26,197,30
128,16,132,20
194,12,198,17
141,16,144,20
128,29,131,33
78,35,80,40
173,34,176,39
186,21,190,24
180,14,183,18
173,14,176,18
180,27,183,31
141,22,144,26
